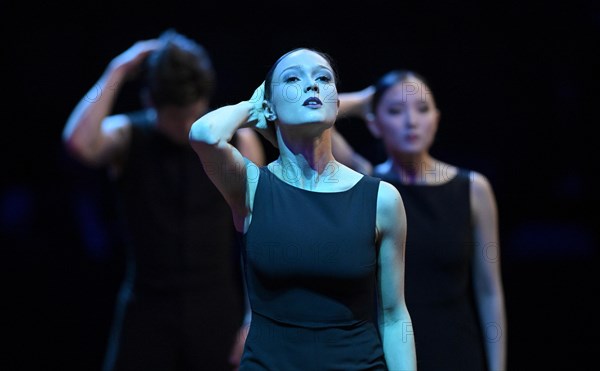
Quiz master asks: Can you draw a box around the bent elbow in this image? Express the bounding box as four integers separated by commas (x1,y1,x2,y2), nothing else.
63,135,85,159
189,119,218,145
62,135,102,167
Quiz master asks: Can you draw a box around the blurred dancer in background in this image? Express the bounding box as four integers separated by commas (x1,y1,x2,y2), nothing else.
62,29,264,371
334,69,507,371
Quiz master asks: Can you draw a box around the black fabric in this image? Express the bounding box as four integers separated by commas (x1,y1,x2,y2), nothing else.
377,167,487,371
240,166,386,370
103,109,242,371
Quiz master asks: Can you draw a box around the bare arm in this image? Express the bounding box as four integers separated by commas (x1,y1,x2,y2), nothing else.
376,181,417,370
62,40,161,166
338,85,375,119
235,127,266,166
207,125,264,371
471,172,507,371
189,84,267,232
332,85,376,174
331,127,373,175
228,253,252,370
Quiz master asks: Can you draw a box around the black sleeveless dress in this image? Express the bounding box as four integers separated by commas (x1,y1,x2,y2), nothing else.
103,110,242,371
240,166,387,371
376,167,488,371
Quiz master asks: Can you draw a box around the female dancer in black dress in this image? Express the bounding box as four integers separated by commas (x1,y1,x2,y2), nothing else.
334,70,507,371
189,49,417,370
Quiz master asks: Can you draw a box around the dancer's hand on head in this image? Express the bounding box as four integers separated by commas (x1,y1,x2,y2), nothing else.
109,39,162,79
248,81,277,148
248,82,267,127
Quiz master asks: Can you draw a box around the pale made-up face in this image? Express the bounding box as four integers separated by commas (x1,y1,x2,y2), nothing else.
268,49,339,129
373,76,440,156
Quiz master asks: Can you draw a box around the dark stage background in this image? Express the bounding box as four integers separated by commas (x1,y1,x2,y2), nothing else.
3,1,599,370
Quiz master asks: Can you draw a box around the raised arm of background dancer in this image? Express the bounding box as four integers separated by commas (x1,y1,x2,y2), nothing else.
330,128,373,175
331,85,376,174
62,40,161,166
337,84,374,119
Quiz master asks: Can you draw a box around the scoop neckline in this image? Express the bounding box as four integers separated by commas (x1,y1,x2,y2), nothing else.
385,172,460,187
375,161,463,187
265,167,366,194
